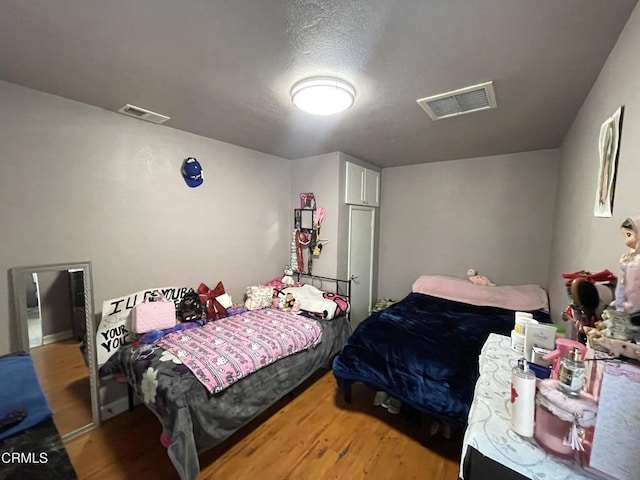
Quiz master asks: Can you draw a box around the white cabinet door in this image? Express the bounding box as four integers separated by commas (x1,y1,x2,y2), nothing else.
364,169,380,207
345,162,365,205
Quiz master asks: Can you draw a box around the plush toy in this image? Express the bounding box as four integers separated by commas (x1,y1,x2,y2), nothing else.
282,293,296,311
276,292,302,314
282,265,295,286
467,268,495,286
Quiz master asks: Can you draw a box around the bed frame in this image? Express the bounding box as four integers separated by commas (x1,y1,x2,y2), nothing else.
293,272,352,322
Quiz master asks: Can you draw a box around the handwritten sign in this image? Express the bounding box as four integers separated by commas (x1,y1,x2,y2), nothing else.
96,286,190,366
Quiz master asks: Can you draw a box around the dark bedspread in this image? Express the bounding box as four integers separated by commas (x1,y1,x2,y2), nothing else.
332,292,550,425
119,313,352,480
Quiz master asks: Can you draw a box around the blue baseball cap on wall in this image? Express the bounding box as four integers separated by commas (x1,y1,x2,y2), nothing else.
182,157,204,188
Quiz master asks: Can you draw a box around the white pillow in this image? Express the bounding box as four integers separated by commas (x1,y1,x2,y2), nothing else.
244,285,273,310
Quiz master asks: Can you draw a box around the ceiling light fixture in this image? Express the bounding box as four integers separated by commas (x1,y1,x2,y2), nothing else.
291,77,355,115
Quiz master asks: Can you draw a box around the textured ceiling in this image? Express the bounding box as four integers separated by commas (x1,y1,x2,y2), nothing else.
0,0,637,168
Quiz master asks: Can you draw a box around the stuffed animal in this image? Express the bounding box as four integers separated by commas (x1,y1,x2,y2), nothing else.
282,293,296,311
282,265,295,286
275,291,301,314
467,268,495,286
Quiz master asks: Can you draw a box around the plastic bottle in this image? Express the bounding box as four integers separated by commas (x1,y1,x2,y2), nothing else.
510,358,536,437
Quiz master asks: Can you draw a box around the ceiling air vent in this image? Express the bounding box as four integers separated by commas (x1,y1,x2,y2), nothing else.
416,81,497,120
117,104,170,124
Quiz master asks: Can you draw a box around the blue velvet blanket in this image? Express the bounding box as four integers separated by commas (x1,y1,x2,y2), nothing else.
333,292,550,425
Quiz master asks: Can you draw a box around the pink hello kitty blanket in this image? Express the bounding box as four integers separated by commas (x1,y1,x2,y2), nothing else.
158,309,323,393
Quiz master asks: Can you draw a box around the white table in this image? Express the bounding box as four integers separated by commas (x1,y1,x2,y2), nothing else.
459,333,599,480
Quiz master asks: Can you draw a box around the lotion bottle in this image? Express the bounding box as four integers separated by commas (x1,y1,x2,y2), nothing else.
510,358,536,437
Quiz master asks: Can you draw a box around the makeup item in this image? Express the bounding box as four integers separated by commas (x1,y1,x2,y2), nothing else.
558,347,586,396
510,358,536,437
514,312,537,336
531,347,553,367
510,329,525,355
524,323,557,362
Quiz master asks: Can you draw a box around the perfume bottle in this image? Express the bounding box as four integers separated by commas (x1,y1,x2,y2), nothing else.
558,347,585,396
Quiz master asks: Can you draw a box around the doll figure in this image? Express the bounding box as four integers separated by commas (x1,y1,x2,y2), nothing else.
614,216,640,314
467,268,495,286
281,265,295,286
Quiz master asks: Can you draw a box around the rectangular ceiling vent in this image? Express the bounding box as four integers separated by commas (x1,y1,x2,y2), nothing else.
416,81,497,121
117,104,170,124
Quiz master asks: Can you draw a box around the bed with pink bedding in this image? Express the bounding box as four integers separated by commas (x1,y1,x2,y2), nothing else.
118,275,351,480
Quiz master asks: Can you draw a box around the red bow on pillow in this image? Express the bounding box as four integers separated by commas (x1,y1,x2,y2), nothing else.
197,281,228,320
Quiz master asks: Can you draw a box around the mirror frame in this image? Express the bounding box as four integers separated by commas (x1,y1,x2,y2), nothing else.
294,208,315,231
11,261,100,441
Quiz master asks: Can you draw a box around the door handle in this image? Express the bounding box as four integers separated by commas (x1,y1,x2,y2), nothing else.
350,275,359,282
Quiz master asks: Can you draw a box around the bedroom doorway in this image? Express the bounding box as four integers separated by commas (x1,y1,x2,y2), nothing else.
348,205,375,329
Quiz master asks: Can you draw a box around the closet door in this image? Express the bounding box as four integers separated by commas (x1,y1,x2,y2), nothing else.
348,205,375,329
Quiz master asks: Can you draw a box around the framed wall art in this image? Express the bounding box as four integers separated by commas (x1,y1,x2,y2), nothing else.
594,106,624,218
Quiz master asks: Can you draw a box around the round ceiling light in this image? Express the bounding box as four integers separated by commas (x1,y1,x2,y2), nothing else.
291,77,355,115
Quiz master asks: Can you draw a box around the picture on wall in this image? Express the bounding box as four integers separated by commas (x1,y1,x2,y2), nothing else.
300,192,316,209
594,105,624,218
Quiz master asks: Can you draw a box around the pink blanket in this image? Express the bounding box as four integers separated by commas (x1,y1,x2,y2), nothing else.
411,275,549,312
158,309,323,393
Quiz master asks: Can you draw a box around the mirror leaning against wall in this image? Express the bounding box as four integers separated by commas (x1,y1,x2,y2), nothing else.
10,261,100,441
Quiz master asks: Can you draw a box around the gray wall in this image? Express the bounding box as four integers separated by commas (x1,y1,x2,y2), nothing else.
548,5,640,321
378,150,559,300
289,151,381,305
0,80,292,355
290,153,340,278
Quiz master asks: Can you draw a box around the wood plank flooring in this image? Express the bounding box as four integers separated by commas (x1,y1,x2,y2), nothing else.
66,370,463,479
30,339,93,437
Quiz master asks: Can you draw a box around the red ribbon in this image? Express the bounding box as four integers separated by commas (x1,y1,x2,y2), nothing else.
197,281,228,320
561,269,616,287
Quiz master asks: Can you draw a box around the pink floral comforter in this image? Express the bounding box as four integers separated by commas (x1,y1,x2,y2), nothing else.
157,309,323,393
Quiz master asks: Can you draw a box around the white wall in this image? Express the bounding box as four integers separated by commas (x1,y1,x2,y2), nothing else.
378,150,559,300
0,80,292,354
548,5,640,321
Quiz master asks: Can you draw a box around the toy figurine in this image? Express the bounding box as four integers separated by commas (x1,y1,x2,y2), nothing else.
613,215,640,315
281,265,295,286
587,216,640,351
467,268,495,286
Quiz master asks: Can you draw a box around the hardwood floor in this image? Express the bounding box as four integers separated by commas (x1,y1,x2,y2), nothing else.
30,339,93,437
66,370,463,479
